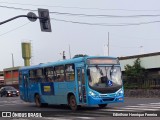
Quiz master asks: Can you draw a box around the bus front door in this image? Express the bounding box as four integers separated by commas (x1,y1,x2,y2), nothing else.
77,68,87,104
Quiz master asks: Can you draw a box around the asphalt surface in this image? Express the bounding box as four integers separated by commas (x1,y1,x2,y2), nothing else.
0,97,159,120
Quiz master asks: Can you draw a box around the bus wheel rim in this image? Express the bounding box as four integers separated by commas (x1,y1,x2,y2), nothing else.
70,98,76,108
36,96,40,106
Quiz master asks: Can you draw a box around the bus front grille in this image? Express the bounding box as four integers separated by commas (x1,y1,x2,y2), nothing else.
102,98,115,101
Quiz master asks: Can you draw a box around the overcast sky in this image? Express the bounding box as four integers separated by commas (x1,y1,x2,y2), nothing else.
0,0,160,70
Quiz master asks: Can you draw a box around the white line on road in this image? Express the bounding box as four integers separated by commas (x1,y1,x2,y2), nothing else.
126,105,160,109
101,109,136,112
149,102,160,105
42,117,71,120
75,117,95,119
120,107,159,111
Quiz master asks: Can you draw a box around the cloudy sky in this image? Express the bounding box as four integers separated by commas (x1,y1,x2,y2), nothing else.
0,0,160,70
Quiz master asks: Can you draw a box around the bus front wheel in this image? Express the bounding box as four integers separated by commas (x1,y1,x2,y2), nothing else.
69,95,77,111
98,104,107,108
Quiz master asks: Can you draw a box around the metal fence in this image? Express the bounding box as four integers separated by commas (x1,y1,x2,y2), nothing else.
123,76,160,89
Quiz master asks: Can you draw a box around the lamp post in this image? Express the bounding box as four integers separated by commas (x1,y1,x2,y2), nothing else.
11,53,14,67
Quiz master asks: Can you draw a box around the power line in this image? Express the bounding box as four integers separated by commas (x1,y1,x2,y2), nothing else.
0,5,36,11
50,11,160,18
1,5,160,18
0,22,30,37
0,5,160,27
51,18,160,26
0,1,160,12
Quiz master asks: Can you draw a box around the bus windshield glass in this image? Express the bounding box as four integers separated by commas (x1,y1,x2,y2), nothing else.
88,66,122,92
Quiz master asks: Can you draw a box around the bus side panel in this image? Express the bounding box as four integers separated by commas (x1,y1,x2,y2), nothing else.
67,81,77,103
40,82,57,104
54,82,68,104
39,81,76,105
19,84,25,101
28,83,41,102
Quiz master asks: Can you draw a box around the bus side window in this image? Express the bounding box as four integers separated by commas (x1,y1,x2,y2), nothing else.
36,69,43,82
65,64,75,81
81,69,85,85
44,67,54,82
55,66,65,82
29,70,36,83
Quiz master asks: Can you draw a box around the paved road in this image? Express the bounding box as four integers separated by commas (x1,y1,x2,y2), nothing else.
0,97,159,120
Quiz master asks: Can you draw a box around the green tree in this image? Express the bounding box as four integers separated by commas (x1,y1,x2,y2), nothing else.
73,54,88,58
124,58,147,88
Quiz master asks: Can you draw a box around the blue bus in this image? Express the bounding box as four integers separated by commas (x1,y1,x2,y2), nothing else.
19,56,124,111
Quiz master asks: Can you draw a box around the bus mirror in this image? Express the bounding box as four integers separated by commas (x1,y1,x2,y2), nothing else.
87,69,90,76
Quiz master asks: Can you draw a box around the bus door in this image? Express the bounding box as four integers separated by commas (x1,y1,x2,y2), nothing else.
77,68,87,104
22,74,29,101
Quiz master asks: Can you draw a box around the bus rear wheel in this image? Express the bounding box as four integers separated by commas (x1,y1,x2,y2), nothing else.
69,95,77,111
35,94,42,107
98,104,107,108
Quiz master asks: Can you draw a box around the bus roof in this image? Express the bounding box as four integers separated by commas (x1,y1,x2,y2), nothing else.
19,56,118,71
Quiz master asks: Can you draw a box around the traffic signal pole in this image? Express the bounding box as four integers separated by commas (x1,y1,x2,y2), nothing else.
0,8,52,32
0,15,28,25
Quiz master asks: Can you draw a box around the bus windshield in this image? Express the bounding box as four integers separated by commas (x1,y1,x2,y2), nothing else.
88,65,122,93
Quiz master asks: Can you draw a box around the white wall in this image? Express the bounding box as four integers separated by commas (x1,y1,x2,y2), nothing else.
120,55,160,71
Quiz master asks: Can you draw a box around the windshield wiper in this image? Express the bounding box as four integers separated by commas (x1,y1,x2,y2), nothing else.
96,65,103,76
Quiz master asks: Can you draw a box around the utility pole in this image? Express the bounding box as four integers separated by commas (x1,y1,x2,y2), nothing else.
107,32,110,56
69,44,71,59
63,51,66,60
11,53,14,67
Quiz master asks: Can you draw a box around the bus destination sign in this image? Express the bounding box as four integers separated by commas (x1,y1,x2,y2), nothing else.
87,58,119,65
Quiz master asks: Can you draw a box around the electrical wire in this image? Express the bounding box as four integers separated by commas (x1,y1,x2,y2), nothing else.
1,5,160,18
50,11,160,18
0,5,36,11
51,18,160,26
0,1,160,12
0,5,160,27
0,22,30,37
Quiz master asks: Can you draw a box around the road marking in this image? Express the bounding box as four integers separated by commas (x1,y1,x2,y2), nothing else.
102,109,135,112
42,118,71,120
121,107,159,111
75,117,95,119
103,102,160,112
126,105,160,108
138,103,160,106
149,102,160,105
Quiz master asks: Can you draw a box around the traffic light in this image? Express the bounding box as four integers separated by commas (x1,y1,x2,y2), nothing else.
38,8,52,32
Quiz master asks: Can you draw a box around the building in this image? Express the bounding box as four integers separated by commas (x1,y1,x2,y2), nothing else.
119,52,160,78
119,52,160,88
0,71,4,85
3,66,21,85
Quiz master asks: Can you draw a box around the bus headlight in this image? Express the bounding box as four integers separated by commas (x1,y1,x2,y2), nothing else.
119,89,123,94
117,89,124,96
89,91,98,97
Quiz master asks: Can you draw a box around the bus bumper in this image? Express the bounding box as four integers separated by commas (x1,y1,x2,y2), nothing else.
87,95,124,105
